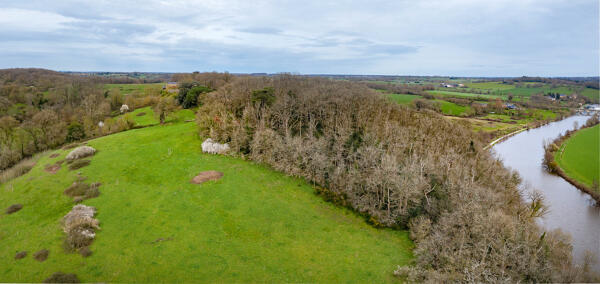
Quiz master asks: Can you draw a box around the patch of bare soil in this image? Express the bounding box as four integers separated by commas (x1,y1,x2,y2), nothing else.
45,163,61,174
190,171,223,184
49,153,60,158
136,112,146,116
34,249,49,262
6,204,23,214
44,272,79,283
14,251,27,260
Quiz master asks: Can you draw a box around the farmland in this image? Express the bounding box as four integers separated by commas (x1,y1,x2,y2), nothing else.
555,124,600,190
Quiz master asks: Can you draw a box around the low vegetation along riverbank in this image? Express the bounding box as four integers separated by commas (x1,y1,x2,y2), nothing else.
544,115,600,201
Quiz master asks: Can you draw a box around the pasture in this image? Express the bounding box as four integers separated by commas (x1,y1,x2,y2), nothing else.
555,124,599,189
0,121,413,282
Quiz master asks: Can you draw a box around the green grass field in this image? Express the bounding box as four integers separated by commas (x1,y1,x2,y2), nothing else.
119,107,195,127
436,100,471,116
428,90,504,100
385,93,421,105
555,124,600,189
465,82,515,91
0,121,413,282
104,83,164,94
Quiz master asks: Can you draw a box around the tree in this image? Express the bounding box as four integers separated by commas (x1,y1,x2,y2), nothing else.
66,122,85,142
154,97,177,124
177,84,213,108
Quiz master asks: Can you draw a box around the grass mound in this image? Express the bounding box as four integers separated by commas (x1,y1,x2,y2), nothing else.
0,122,412,282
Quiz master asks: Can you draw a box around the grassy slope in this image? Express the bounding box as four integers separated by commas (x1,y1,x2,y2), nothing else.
556,124,600,189
0,122,413,282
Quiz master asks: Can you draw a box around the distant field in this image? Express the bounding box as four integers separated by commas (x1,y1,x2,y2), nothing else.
465,82,515,91
0,122,413,282
436,100,471,116
104,83,164,94
385,93,421,105
118,106,195,127
385,93,471,116
556,124,599,189
428,90,503,100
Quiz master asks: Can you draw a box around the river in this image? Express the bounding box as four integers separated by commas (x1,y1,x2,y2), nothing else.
492,115,600,270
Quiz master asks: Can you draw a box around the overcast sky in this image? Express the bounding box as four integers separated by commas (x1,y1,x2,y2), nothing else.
0,0,597,76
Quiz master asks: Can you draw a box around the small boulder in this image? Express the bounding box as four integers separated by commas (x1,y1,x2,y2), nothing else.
120,104,129,113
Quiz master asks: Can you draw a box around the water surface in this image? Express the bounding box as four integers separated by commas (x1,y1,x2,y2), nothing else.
493,116,599,269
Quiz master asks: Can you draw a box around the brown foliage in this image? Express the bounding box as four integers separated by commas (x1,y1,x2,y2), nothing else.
196,74,594,281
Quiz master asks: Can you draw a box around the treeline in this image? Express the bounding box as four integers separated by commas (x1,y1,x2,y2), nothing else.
0,69,160,171
196,74,597,282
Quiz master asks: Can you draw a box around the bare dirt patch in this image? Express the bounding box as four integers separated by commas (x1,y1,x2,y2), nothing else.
14,251,27,260
190,171,223,184
136,112,146,116
44,272,80,283
79,246,92,257
33,249,49,262
45,163,61,174
49,153,60,158
6,204,23,214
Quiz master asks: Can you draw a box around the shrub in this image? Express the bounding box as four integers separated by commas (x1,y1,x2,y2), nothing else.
66,122,86,142
62,205,100,251
43,272,80,283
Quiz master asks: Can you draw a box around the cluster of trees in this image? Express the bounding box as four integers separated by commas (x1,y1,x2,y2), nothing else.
196,74,597,282
0,69,160,171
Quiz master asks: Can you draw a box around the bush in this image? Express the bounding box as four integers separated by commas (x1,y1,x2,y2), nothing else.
66,122,86,142
62,205,100,251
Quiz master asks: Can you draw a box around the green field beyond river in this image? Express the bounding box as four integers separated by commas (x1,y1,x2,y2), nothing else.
556,124,600,190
